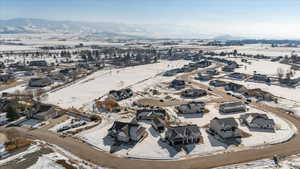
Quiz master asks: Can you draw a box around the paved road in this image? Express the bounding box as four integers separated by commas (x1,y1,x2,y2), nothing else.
1,63,300,169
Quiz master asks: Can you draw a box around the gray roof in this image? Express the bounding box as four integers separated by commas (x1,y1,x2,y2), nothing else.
166,125,201,140
213,117,238,128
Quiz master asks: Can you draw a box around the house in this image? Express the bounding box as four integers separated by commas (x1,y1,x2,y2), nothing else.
0,74,15,83
59,67,77,75
222,63,238,72
209,80,227,87
241,113,275,130
195,73,212,81
29,60,48,67
176,101,206,114
29,103,59,121
0,113,8,125
228,72,247,80
108,121,146,143
0,99,11,113
136,107,166,120
165,125,202,146
181,89,207,98
253,74,271,83
163,71,175,77
28,77,52,87
209,117,241,140
195,60,212,68
279,78,299,87
108,88,133,101
170,79,185,90
206,69,219,75
243,88,275,101
0,62,5,69
225,82,247,93
219,102,247,114
47,72,67,82
151,117,166,133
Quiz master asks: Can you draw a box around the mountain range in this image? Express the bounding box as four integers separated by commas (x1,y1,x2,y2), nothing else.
0,18,244,40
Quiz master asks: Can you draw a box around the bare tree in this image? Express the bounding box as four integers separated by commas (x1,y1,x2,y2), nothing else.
277,67,285,80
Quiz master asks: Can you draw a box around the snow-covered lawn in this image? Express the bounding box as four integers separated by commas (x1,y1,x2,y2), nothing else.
76,102,295,160
45,60,190,110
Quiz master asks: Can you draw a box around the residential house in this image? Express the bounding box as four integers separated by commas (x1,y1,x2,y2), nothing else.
29,60,48,67
225,82,247,93
209,117,241,140
209,80,227,87
219,102,247,114
136,107,167,120
151,117,166,133
163,71,175,77
0,62,5,69
195,60,212,68
222,63,238,72
108,88,133,101
181,89,207,98
176,101,206,114
206,69,219,75
170,79,186,90
47,72,67,82
241,113,275,130
243,88,275,101
228,72,247,80
28,77,52,87
279,78,299,87
0,99,11,113
252,74,271,83
195,73,212,81
0,113,8,125
165,125,202,146
108,121,146,143
29,103,59,121
0,74,15,83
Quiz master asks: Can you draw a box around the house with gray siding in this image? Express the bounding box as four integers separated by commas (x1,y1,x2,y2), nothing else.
108,121,146,143
165,125,201,146
208,117,241,140
219,102,247,114
241,113,275,130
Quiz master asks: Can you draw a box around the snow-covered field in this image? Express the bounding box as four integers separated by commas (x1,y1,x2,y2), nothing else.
215,44,300,57
234,58,300,78
45,60,190,111
216,154,300,169
0,141,106,169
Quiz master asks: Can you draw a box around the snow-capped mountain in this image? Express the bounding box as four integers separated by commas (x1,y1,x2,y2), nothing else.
0,18,211,39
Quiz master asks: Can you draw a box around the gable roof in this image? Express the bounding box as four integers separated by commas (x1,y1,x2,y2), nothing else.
167,125,201,140
213,117,238,128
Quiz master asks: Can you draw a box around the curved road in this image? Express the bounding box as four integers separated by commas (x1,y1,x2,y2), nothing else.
1,64,300,169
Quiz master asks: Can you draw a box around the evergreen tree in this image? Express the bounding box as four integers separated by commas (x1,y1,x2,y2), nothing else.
6,104,19,121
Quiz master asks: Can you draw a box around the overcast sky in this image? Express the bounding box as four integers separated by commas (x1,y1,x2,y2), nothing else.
1,0,300,38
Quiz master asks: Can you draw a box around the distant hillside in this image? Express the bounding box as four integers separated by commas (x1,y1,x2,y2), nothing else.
0,18,211,40
213,34,245,40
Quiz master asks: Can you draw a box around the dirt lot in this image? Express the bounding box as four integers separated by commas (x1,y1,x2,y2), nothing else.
0,133,8,144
